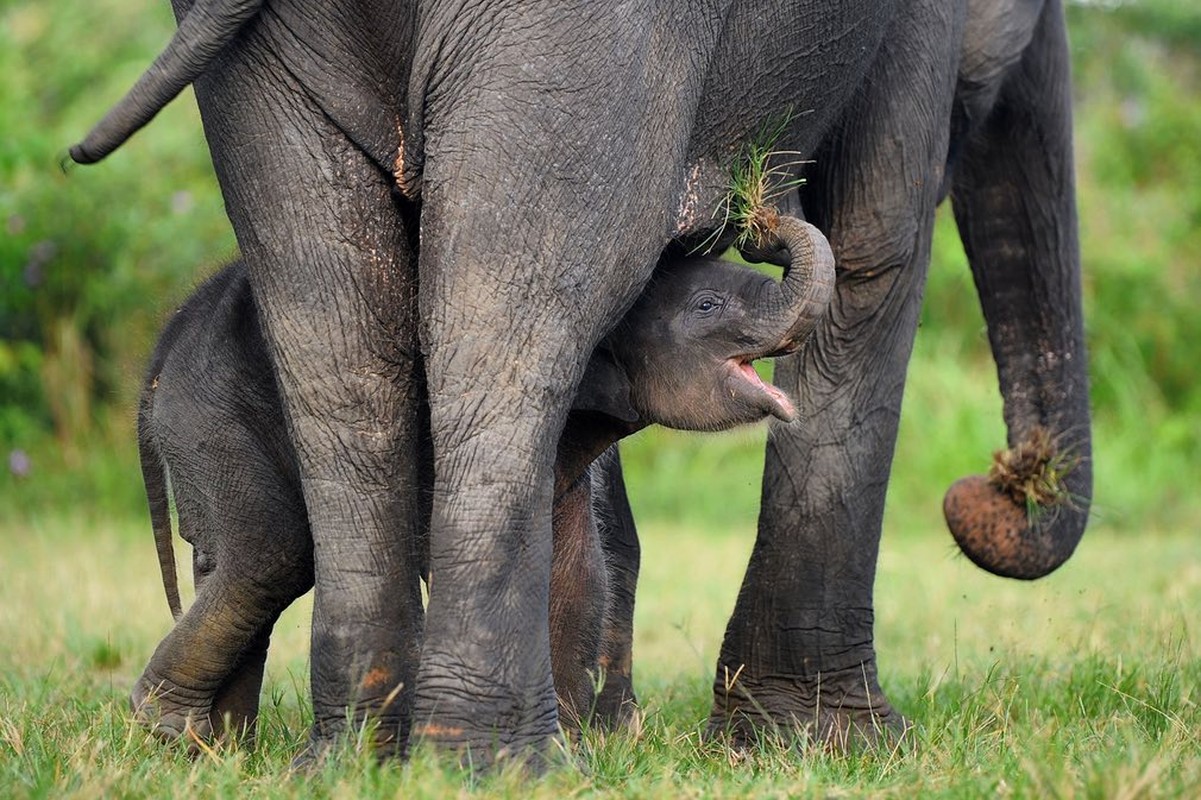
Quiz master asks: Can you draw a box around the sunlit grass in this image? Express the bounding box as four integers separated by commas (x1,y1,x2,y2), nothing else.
2,514,1198,797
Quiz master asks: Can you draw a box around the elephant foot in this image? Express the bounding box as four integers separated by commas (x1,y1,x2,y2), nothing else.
131,664,264,751
591,669,640,732
130,671,216,749
409,688,563,773
299,705,408,765
706,661,912,753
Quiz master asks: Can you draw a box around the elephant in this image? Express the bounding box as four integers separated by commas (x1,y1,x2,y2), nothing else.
134,223,832,745
72,0,1092,763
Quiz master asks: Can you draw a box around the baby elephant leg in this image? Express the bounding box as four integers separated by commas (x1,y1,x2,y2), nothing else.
207,628,271,743
549,473,610,734
132,514,312,747
590,450,640,729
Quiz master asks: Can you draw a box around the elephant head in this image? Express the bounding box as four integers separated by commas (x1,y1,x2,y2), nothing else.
602,216,834,433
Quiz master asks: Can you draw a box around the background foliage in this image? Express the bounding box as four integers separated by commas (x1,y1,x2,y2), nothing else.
2,0,1199,535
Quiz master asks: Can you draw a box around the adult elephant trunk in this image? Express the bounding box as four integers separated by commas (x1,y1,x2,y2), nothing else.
941,1,1091,580
68,0,264,165
741,215,836,354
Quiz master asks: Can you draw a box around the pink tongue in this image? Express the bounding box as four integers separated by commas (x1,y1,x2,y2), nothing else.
738,361,796,421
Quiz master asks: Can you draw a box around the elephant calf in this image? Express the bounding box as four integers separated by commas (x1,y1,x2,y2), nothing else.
135,217,832,746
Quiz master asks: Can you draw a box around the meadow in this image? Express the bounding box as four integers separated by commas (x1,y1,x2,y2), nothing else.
2,0,1200,796
3,514,1199,798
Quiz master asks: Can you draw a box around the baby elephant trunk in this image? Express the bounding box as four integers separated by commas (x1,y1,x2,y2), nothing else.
742,216,836,354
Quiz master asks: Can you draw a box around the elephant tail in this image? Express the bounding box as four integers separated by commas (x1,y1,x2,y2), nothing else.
67,0,264,165
138,381,182,622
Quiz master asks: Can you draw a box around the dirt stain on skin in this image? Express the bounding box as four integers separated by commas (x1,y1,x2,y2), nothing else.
412,723,465,739
359,666,393,691
393,117,415,198
598,652,632,677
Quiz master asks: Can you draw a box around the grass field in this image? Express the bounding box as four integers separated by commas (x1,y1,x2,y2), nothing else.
2,512,1197,798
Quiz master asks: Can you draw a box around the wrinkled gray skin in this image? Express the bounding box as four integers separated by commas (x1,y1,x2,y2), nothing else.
73,0,1092,762
136,232,830,745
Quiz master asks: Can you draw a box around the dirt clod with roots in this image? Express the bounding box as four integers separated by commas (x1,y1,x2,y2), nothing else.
987,427,1078,510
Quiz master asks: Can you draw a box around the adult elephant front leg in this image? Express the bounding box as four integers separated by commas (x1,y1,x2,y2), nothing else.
188,29,424,757
709,3,962,749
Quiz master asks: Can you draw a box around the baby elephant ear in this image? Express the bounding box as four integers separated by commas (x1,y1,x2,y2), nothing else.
573,347,640,423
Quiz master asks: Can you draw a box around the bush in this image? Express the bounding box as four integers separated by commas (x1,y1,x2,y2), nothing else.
2,0,1198,532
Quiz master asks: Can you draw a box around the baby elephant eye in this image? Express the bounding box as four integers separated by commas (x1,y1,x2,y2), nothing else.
693,295,723,315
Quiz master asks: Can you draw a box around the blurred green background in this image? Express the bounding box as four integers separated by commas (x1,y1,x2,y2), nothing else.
2,0,1199,538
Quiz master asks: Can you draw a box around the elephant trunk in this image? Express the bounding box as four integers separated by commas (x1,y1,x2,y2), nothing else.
742,215,836,354
938,0,1092,580
68,0,264,165
943,418,1091,580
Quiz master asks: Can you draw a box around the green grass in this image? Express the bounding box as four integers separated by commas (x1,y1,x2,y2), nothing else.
2,514,1198,797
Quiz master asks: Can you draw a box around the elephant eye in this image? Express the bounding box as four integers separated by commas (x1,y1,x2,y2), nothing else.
693,295,724,316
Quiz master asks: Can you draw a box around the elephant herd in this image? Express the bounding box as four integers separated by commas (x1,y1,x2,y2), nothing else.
71,0,1092,768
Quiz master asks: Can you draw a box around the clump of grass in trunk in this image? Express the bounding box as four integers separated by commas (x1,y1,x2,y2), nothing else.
988,427,1079,519
711,113,809,251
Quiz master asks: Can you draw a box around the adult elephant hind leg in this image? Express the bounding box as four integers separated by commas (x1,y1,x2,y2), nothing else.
410,245,632,766
405,8,697,768
708,3,962,752
189,42,424,759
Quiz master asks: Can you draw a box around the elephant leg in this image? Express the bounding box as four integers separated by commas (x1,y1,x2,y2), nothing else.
405,10,698,767
548,474,609,735
189,41,424,758
133,512,313,747
208,628,271,743
133,575,280,745
591,448,641,729
207,531,315,744
708,3,962,750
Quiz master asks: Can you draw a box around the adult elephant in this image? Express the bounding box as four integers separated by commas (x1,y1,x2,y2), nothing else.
71,0,1091,763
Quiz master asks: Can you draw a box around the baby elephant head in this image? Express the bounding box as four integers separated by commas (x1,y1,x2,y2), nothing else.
602,216,835,432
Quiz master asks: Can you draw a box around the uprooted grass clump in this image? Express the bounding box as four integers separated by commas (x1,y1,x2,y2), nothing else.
713,113,808,251
987,427,1079,512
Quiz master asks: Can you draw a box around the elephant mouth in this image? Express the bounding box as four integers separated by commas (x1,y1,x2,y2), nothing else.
726,358,796,423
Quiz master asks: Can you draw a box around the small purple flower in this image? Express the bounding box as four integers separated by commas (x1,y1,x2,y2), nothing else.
8,449,31,478
23,240,56,289
6,215,25,235
29,240,57,265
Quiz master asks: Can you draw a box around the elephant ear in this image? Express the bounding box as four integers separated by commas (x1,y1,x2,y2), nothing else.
573,346,639,423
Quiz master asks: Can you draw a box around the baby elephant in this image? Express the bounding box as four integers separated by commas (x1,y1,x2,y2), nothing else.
134,216,832,746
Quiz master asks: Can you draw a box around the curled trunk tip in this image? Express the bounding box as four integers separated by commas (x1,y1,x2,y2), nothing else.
943,431,1090,580
739,214,835,352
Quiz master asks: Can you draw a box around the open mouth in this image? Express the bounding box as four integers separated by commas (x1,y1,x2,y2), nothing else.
727,358,796,422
